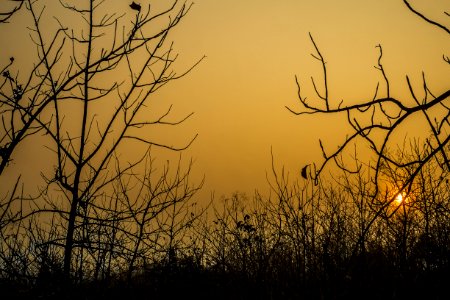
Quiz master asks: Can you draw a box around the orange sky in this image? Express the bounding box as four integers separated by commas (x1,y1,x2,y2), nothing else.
156,0,450,197
1,0,449,200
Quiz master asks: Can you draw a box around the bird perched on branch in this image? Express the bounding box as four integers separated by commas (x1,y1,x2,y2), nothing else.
130,1,141,12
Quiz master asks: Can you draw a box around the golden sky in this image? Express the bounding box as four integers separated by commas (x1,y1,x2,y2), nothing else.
157,0,450,197
1,0,449,199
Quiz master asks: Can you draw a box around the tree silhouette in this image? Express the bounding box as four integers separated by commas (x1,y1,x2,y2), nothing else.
286,1,449,253
0,1,24,24
1,1,449,298
0,0,203,284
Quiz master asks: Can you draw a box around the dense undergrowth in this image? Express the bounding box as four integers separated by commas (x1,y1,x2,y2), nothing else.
1,161,449,299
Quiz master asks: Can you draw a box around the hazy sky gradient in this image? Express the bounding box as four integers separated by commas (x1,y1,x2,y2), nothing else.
156,0,450,197
2,0,449,200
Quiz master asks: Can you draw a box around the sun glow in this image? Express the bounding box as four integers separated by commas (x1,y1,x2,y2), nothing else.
395,193,405,205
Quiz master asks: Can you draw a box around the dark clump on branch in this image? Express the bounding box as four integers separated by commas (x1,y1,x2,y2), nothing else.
301,165,309,179
129,2,141,12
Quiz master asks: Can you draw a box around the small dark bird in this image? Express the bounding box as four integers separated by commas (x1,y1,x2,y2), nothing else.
301,165,309,179
130,1,141,12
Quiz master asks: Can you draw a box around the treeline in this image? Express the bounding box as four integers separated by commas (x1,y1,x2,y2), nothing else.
1,153,449,299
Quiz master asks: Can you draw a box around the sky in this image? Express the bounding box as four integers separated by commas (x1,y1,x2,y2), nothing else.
155,0,450,198
1,0,449,201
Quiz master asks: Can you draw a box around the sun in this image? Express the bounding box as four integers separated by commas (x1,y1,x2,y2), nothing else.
395,193,405,205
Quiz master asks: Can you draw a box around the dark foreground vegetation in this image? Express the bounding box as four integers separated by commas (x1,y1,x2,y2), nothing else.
1,155,449,299
1,0,449,299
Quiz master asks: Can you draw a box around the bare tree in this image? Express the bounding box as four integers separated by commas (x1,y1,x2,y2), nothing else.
286,1,449,252
0,0,204,283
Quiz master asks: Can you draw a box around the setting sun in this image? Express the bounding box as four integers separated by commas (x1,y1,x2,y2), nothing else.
395,193,405,205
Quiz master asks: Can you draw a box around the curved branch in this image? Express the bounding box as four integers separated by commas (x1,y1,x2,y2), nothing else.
403,0,450,34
